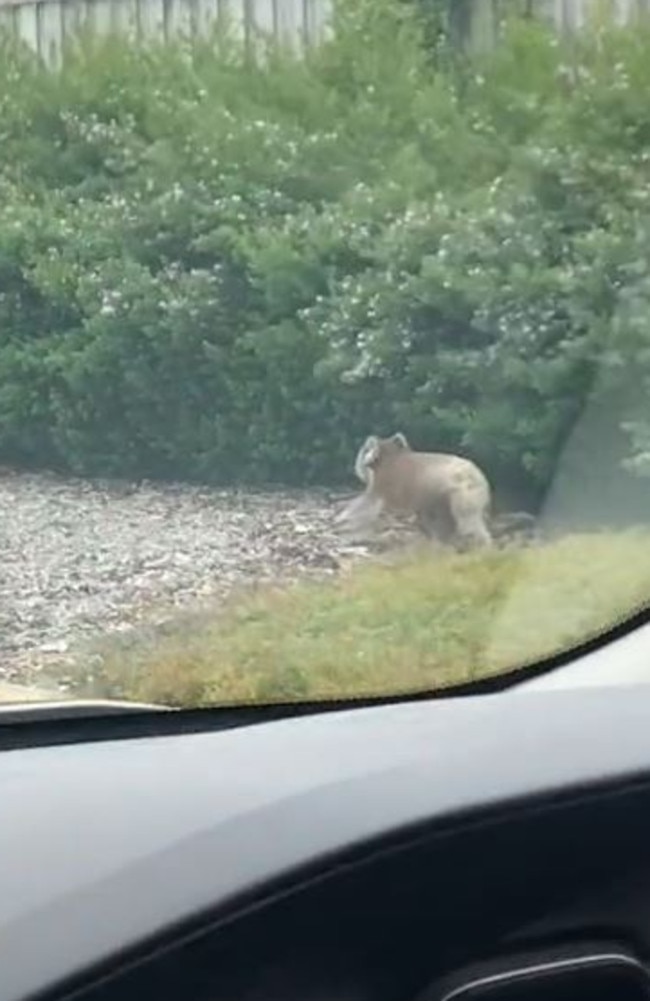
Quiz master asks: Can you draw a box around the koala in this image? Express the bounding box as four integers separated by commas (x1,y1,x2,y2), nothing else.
335,432,492,550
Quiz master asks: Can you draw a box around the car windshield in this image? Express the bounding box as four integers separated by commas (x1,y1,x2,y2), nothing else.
0,0,649,711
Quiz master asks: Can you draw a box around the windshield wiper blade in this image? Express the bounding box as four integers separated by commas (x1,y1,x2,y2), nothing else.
0,698,173,724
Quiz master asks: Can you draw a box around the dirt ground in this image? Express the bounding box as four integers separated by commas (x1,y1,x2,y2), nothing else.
0,467,388,695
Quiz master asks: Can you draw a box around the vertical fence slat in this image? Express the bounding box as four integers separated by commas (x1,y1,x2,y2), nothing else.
555,0,568,29
90,0,115,39
249,0,273,37
37,0,63,65
466,0,498,52
194,0,219,42
531,0,556,23
303,0,331,45
614,0,632,21
218,0,246,41
138,0,165,42
571,0,585,28
14,1,39,53
2,4,18,42
111,0,138,38
275,0,301,48
165,0,192,40
61,0,90,49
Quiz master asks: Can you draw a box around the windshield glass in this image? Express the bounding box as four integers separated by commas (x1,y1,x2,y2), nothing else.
1,0,649,709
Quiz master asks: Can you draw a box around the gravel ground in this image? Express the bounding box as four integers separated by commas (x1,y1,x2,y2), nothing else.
0,467,399,692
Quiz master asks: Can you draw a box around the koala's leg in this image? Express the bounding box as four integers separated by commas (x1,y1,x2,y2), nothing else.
334,492,384,536
415,511,436,539
415,505,455,552
448,491,492,550
491,511,538,547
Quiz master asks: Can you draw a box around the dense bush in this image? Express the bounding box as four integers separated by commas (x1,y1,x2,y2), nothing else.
1,2,650,509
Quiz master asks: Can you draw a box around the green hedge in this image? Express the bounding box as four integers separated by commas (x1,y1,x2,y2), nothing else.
1,2,650,508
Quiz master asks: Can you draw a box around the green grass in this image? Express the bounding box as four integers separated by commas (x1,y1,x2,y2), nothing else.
72,531,650,707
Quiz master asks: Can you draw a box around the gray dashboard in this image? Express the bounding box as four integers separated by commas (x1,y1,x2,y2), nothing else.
3,683,650,1001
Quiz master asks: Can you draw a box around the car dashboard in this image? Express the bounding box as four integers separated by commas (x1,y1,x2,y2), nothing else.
91,768,650,1001
3,685,650,1001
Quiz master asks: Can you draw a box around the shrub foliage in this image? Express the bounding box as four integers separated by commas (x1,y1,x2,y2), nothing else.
1,2,650,507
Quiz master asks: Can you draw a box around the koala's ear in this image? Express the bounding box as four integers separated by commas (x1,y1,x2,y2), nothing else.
354,435,380,483
362,435,380,464
390,432,410,449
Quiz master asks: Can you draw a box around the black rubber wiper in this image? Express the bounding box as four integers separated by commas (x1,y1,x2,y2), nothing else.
0,695,377,751
0,698,173,724
0,688,469,751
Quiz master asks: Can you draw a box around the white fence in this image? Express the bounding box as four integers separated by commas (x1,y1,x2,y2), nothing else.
552,0,649,28
0,0,332,64
459,0,650,51
0,0,646,67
